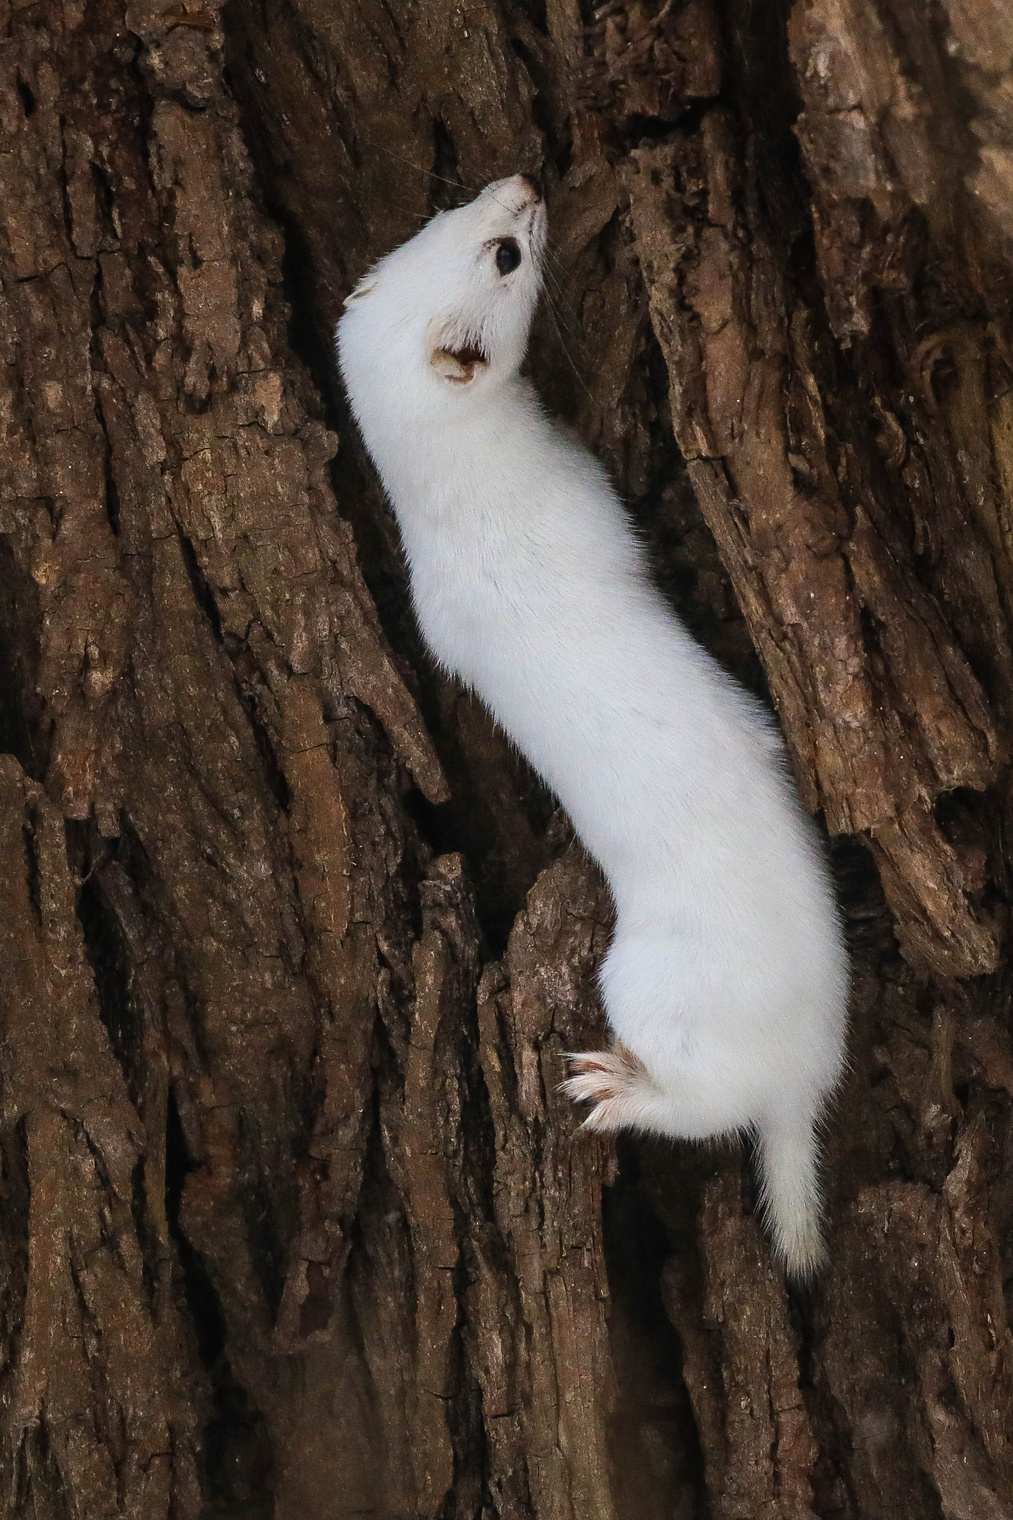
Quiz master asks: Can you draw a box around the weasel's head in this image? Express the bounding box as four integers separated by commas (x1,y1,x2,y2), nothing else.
338,175,546,419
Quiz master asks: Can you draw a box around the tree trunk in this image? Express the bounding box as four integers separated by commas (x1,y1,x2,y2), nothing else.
2,0,1012,1515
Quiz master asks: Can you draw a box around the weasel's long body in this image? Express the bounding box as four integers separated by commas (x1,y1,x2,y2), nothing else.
338,177,848,1275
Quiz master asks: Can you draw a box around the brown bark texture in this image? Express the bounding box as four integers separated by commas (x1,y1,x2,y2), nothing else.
1,0,1013,1515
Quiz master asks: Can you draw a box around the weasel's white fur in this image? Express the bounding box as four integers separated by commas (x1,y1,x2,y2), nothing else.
337,177,848,1277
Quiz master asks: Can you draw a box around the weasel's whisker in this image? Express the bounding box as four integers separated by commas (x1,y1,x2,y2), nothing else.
543,288,596,407
360,137,477,200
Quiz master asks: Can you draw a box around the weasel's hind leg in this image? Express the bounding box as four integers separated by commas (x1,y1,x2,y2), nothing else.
563,1044,665,1132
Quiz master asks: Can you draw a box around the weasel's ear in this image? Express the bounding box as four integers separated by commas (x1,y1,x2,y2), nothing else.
431,343,489,384
343,279,377,307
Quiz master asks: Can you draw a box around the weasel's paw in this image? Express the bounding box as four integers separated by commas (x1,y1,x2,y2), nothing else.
562,1044,651,1133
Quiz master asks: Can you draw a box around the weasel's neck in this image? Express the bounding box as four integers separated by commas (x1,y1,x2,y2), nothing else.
372,377,543,520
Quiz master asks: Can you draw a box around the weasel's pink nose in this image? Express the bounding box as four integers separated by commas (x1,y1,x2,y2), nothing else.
487,174,542,213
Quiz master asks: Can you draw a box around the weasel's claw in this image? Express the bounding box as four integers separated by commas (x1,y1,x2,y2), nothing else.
561,1044,648,1132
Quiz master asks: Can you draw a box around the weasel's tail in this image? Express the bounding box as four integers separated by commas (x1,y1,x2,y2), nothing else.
755,1115,826,1280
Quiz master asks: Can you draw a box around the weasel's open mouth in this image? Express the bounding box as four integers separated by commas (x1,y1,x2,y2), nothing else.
444,342,488,367
431,342,490,384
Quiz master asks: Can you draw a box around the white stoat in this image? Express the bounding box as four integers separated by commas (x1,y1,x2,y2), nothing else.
337,175,848,1276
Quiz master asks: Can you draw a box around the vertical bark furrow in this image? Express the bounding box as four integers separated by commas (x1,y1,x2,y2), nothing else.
662,1171,819,1520
625,126,1001,977
0,756,204,1517
472,850,617,1520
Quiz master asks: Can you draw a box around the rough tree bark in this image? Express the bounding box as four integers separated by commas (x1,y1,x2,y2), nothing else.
1,0,1012,1515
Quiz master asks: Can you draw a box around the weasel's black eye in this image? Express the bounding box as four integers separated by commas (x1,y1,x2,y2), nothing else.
495,237,522,276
